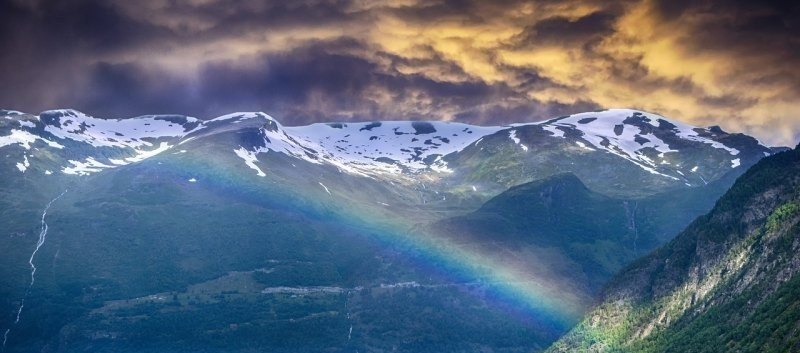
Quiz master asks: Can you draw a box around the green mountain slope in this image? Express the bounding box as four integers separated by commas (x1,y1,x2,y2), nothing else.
431,172,742,309
548,145,800,353
1,154,564,353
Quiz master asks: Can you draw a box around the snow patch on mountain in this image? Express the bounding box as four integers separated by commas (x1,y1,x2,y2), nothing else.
429,155,453,173
541,124,565,138
17,120,35,128
508,130,528,151
42,109,200,148
63,157,115,176
575,141,595,151
234,147,266,177
60,142,174,175
124,142,172,163
0,129,64,150
16,155,29,172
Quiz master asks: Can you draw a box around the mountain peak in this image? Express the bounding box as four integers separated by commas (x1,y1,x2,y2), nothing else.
498,173,588,197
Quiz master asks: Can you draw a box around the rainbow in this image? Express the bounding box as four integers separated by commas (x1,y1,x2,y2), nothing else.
112,148,592,331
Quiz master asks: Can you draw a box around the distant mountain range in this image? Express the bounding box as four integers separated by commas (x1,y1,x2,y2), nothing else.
0,108,788,352
1,108,778,194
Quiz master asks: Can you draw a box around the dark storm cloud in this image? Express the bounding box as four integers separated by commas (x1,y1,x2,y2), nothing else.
190,40,568,125
516,11,618,45
79,62,196,118
0,1,170,54
196,41,387,122
453,99,602,126
650,0,800,64
0,0,798,144
67,39,559,125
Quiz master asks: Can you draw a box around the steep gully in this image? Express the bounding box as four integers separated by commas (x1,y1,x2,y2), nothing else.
3,190,67,350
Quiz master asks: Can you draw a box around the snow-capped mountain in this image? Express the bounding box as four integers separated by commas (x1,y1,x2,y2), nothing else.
201,112,505,178
445,110,776,197
0,108,784,353
0,108,777,198
1,109,201,175
533,111,743,177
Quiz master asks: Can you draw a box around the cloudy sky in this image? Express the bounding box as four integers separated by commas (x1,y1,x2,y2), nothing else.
1,0,798,145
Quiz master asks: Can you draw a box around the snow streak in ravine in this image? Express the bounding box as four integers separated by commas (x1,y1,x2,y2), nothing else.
3,190,67,350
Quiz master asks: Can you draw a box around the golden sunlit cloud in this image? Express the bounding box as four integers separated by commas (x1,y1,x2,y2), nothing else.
1,0,798,145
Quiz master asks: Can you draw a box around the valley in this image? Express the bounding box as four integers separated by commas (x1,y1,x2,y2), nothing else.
0,108,790,352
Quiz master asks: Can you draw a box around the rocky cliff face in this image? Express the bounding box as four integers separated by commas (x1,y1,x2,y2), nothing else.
548,146,800,353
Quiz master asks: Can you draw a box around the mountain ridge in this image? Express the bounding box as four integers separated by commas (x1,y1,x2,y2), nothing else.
547,145,800,353
1,108,776,198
